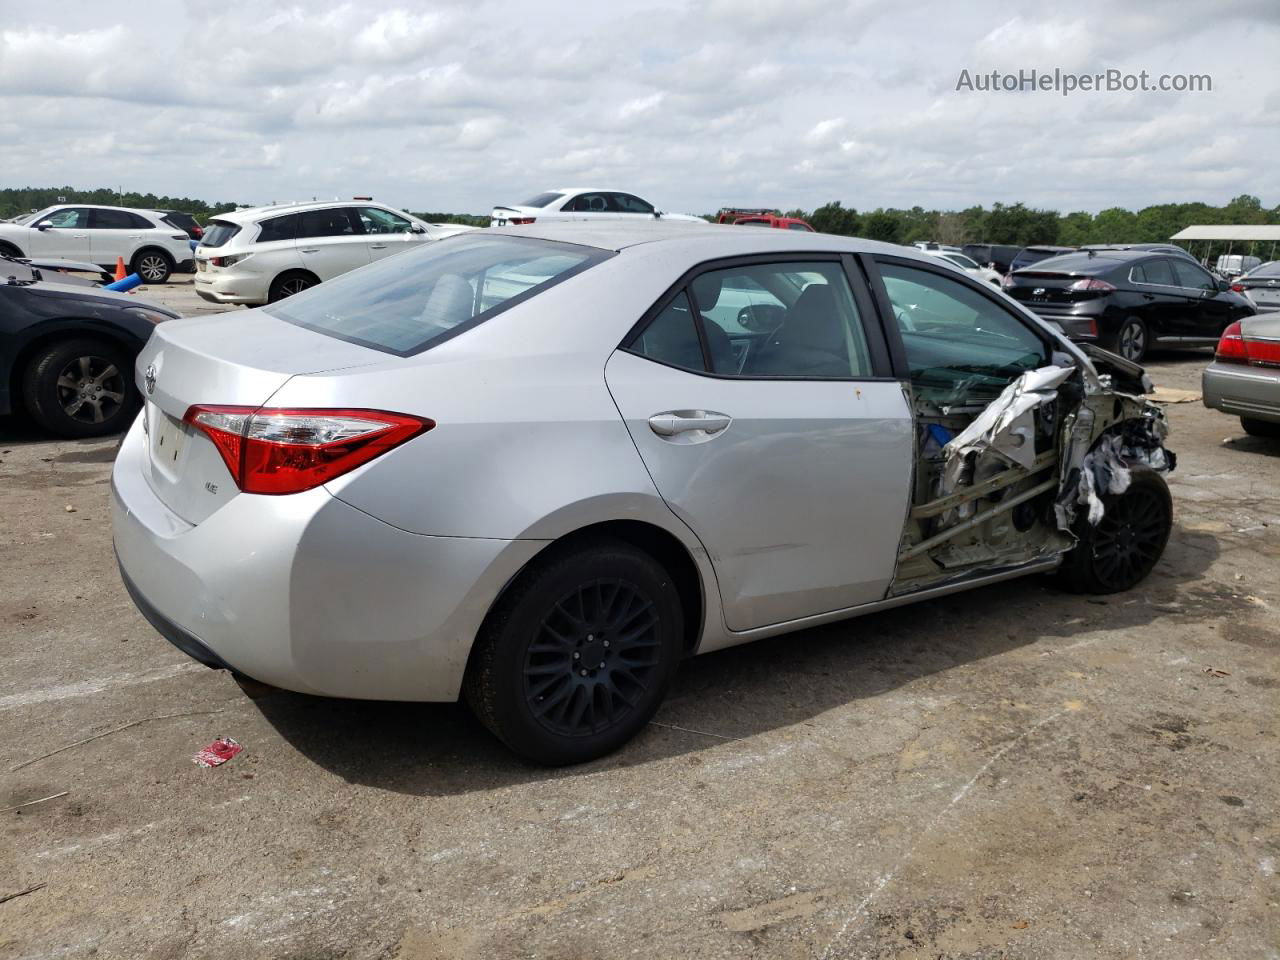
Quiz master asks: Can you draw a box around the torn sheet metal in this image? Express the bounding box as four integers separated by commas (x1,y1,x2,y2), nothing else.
940,365,1075,506
1057,406,1175,528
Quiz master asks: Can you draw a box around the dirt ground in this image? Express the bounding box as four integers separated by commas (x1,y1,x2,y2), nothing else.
2,279,1277,959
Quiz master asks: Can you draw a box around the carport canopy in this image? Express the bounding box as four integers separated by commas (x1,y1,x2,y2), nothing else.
1170,225,1280,241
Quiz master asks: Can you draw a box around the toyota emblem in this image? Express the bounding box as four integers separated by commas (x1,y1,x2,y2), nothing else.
144,363,157,396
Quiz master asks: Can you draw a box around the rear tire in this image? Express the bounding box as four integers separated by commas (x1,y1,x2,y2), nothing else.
464,538,683,765
1059,466,1172,594
268,271,318,303
22,337,139,438
1104,316,1149,363
131,249,172,284
1241,416,1280,438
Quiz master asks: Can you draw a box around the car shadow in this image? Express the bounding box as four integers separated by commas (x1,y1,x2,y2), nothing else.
251,522,1221,797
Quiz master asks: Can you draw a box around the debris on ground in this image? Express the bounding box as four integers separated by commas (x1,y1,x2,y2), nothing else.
193,737,243,768
1,791,69,814
0,883,46,905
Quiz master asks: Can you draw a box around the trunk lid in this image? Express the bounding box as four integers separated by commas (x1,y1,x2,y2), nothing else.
1005,271,1105,306
136,309,388,524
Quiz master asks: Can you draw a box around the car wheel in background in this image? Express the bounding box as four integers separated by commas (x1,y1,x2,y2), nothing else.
268,272,318,303
22,337,139,438
1059,466,1172,594
1105,316,1148,363
132,250,173,284
0,241,23,258
1240,416,1280,439
464,538,684,765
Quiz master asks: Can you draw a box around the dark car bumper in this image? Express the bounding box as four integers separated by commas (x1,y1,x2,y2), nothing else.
176,257,195,273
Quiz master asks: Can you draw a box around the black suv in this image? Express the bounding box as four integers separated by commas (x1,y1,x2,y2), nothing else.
961,243,1021,274
1003,250,1256,362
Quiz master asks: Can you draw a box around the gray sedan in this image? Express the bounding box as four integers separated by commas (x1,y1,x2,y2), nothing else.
1203,313,1280,437
112,222,1176,764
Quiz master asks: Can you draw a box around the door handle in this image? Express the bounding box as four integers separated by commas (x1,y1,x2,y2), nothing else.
300,247,319,254
648,411,732,437
370,243,387,250
1142,293,1155,300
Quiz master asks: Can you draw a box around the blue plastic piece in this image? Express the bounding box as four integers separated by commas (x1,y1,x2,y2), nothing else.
104,273,143,292
927,423,954,446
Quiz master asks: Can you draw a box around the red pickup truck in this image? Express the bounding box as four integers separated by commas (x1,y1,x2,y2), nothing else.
716,208,814,232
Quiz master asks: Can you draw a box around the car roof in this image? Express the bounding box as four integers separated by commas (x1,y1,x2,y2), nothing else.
1016,250,1151,272
484,219,918,257
42,203,159,214
210,199,398,224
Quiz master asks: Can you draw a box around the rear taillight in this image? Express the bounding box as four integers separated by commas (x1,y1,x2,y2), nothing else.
183,406,432,495
1215,321,1280,367
192,226,204,238
1067,278,1116,292
508,217,536,225
1230,283,1245,292
209,254,248,267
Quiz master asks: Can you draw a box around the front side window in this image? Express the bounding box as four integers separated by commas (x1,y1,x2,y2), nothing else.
1172,259,1216,291
879,261,1047,404
40,208,90,229
266,235,609,356
610,193,655,214
628,261,873,378
358,207,413,234
945,253,980,270
297,207,361,239
256,214,298,244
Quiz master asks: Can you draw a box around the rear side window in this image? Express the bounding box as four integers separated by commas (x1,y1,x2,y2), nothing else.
631,291,704,371
297,207,361,239
201,220,242,247
266,235,609,356
1141,258,1175,285
90,209,139,229
256,215,297,244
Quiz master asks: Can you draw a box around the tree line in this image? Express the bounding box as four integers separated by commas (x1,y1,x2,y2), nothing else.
5,187,1278,261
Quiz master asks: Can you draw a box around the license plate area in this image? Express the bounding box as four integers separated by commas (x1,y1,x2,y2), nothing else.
148,405,189,478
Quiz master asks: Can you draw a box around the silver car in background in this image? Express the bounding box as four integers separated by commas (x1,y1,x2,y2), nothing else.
1203,313,1280,437
113,222,1175,764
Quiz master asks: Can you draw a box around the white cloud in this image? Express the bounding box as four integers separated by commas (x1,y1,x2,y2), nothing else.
0,0,1275,216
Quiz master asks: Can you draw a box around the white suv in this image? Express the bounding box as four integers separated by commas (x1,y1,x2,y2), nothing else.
0,204,194,283
194,200,474,305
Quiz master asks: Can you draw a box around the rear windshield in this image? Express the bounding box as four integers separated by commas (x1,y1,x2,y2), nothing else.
519,192,564,208
200,220,241,248
265,234,611,356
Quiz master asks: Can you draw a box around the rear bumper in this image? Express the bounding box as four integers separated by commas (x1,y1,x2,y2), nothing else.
110,416,547,701
193,269,269,305
1202,361,1280,424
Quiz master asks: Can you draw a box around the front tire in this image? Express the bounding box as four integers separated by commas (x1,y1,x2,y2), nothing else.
464,539,683,765
1241,416,1280,438
1105,316,1149,363
0,241,23,258
131,249,172,284
1059,466,1172,594
268,271,317,303
22,338,139,438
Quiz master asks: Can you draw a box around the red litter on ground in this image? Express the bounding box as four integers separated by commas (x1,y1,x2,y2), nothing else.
193,737,242,768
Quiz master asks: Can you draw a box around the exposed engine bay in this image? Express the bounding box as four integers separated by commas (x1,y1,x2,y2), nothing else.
890,348,1175,596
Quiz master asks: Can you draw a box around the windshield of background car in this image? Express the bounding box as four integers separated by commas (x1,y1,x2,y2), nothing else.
265,234,611,356
519,192,564,208
200,220,242,248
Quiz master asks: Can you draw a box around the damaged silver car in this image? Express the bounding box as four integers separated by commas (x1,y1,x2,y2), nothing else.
114,224,1175,764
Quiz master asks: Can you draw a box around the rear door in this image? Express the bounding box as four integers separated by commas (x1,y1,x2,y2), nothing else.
295,207,370,280
87,208,148,264
605,256,911,631
1130,257,1186,338
28,207,92,260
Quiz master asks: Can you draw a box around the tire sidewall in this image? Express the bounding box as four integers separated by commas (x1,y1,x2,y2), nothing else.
23,338,139,438
1113,316,1148,363
268,273,315,303
477,541,684,765
1065,465,1172,594
132,249,172,284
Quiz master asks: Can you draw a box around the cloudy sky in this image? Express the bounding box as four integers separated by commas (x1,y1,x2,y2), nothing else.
1,0,1277,215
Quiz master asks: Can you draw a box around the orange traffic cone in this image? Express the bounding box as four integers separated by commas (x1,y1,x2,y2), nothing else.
113,257,127,282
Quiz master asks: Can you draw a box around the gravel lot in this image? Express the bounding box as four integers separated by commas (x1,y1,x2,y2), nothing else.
2,277,1277,959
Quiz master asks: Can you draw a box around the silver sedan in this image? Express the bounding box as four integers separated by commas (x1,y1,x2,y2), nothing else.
1203,313,1280,437
112,222,1176,764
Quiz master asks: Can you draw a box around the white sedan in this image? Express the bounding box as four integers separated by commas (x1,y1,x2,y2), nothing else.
923,248,1003,286
491,188,703,227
